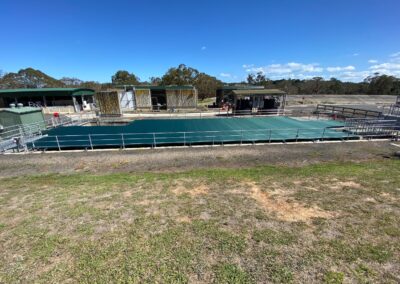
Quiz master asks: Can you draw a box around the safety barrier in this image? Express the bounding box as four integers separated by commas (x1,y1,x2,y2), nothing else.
29,126,356,151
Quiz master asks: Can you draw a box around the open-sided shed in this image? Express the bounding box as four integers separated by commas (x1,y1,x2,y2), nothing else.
130,85,197,110
216,86,286,114
100,86,198,112
0,88,95,112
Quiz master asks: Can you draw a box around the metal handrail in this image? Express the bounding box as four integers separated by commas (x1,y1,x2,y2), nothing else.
34,126,342,138
29,126,353,151
27,122,400,152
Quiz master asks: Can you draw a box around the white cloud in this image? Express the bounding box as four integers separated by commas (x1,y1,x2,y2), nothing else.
244,62,323,75
368,62,400,77
390,51,400,57
369,62,400,70
220,73,231,77
334,71,370,81
201,46,207,51
353,53,359,56
241,53,400,83
334,62,400,81
326,66,355,72
389,52,400,63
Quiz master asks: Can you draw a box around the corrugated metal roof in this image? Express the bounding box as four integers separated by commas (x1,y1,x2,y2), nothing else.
131,85,195,91
0,107,42,114
218,85,265,90
232,89,286,95
0,88,95,97
0,88,93,93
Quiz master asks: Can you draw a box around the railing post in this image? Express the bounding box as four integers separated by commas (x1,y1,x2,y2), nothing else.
121,133,125,149
321,128,326,140
153,133,156,148
88,134,93,150
296,129,300,142
183,132,186,146
55,136,61,151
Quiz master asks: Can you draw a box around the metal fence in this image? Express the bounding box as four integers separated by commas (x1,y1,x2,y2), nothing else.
344,118,399,137
122,108,291,119
316,104,384,118
0,114,92,152
2,109,400,153
28,126,356,151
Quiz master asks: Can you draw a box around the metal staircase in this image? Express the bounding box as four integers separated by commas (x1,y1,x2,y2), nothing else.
344,117,399,138
0,114,92,153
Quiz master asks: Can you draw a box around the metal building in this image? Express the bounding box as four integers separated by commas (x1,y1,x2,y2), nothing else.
123,85,198,110
0,106,45,129
0,88,95,112
216,86,286,114
95,86,198,114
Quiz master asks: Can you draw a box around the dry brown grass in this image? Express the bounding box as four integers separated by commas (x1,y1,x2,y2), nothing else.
0,160,399,283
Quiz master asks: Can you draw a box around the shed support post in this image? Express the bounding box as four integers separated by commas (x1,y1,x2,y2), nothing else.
88,134,93,150
55,136,61,151
72,97,79,113
121,134,125,149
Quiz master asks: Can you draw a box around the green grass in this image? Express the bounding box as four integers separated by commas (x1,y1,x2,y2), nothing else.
324,271,344,284
0,160,399,283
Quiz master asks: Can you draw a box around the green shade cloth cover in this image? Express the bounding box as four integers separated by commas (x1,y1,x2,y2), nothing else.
31,116,351,149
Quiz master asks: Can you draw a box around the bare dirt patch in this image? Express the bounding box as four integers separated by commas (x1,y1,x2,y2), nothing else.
176,216,192,223
171,181,209,197
245,182,335,223
335,181,362,189
123,191,132,198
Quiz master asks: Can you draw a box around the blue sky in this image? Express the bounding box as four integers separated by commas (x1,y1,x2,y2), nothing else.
0,0,399,83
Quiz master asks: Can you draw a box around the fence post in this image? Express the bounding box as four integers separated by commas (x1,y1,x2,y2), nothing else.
153,133,157,148
268,129,272,143
183,132,186,146
296,129,300,142
88,134,93,150
55,136,61,151
121,133,125,149
321,128,326,140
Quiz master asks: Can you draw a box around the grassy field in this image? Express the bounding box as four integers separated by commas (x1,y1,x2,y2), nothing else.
0,159,399,283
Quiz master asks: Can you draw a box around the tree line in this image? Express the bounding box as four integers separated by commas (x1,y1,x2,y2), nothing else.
1,66,399,99
246,72,400,96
